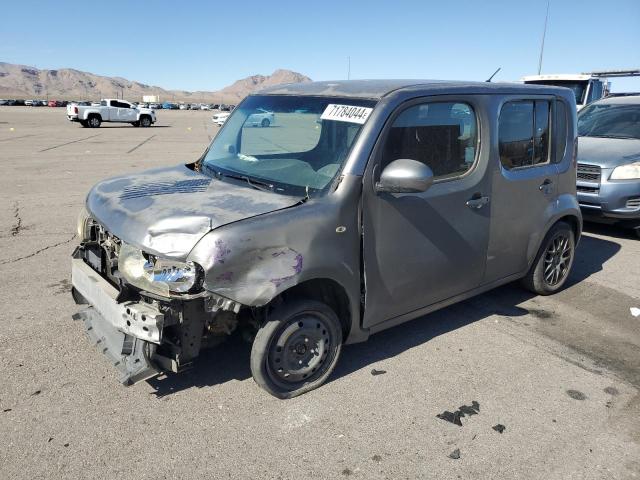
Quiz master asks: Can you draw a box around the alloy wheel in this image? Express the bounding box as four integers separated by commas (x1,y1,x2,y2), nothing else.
543,233,572,286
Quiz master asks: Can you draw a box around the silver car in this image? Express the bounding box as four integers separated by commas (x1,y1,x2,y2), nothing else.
576,95,640,235
71,80,581,398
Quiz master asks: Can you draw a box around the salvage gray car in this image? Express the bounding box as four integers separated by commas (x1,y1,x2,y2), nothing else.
576,95,640,235
71,80,581,398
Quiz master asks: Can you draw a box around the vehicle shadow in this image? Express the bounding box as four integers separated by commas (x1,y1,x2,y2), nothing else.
93,125,172,129
582,221,638,241
147,233,621,397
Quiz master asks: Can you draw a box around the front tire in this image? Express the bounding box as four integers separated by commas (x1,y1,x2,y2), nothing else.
261,118,270,127
139,115,152,127
521,221,575,295
251,299,343,399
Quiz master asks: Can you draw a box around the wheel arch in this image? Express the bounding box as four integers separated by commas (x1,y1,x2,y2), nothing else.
274,278,352,340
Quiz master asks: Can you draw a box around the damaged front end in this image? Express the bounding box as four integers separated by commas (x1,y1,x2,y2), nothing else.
71,220,244,386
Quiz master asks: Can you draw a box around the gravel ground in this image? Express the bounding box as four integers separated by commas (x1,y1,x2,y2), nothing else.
0,107,639,479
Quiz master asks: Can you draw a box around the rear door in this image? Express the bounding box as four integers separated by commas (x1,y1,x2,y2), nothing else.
484,96,559,283
362,96,492,328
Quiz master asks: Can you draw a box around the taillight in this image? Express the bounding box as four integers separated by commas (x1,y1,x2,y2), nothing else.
74,106,78,114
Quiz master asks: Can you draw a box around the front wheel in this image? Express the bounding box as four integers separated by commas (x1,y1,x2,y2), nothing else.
261,118,270,127
139,116,152,127
521,221,575,295
250,299,343,399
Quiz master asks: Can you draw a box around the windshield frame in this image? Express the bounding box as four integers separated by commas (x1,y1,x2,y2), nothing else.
199,94,378,197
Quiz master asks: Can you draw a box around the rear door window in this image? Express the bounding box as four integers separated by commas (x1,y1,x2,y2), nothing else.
499,100,551,169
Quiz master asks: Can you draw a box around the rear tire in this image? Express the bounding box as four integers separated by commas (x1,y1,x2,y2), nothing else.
250,299,343,399
139,116,151,127
521,221,575,295
87,115,101,128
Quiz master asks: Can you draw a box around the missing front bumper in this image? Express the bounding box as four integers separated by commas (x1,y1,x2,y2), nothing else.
73,307,158,385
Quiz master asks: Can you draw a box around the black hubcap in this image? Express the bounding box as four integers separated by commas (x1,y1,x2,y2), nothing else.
267,313,333,384
543,234,572,286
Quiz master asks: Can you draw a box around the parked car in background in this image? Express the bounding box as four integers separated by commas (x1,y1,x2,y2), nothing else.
200,104,211,110
576,95,640,236
67,98,156,128
71,80,581,398
179,103,188,110
211,111,230,126
190,103,200,110
245,108,275,127
0,99,7,106
219,104,230,111
48,100,58,107
162,102,179,110
25,100,35,106
149,103,161,109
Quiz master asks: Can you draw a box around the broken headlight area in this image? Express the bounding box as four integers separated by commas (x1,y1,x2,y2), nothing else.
118,243,204,297
72,221,249,385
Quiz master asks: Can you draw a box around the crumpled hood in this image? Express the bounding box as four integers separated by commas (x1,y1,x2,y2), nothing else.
86,164,300,259
578,136,640,168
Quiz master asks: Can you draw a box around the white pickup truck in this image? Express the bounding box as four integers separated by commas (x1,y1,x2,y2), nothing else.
67,99,157,128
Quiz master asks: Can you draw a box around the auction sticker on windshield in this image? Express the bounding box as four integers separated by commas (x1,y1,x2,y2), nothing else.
321,104,373,124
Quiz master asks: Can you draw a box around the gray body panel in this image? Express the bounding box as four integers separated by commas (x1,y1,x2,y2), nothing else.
81,79,581,345
86,164,299,259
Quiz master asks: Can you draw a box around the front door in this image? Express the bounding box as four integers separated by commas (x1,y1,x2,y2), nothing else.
362,97,492,328
484,97,559,283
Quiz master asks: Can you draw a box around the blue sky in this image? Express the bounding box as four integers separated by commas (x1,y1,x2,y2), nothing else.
2,0,639,92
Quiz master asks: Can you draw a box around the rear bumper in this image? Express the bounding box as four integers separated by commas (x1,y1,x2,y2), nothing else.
67,115,80,122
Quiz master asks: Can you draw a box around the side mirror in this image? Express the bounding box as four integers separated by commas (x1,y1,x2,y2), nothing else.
376,159,434,194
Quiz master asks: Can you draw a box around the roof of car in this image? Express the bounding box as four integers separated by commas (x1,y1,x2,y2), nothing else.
257,79,572,99
591,94,640,105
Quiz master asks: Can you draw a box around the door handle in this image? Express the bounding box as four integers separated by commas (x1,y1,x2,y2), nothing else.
466,195,490,209
539,179,553,191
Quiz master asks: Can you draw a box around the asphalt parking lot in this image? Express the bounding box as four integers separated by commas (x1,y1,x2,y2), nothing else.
1,106,639,479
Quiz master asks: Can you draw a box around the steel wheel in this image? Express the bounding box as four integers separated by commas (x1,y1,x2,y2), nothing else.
251,299,343,398
543,233,572,286
267,313,334,386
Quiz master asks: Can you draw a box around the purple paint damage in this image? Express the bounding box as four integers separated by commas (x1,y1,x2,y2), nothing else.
270,253,304,287
214,239,231,264
216,271,233,282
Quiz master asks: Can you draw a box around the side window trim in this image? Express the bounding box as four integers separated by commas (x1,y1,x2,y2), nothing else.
379,99,481,184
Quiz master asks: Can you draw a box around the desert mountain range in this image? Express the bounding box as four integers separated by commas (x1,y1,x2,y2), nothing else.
0,62,311,103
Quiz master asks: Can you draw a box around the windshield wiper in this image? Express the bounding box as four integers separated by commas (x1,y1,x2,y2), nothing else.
207,167,274,192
